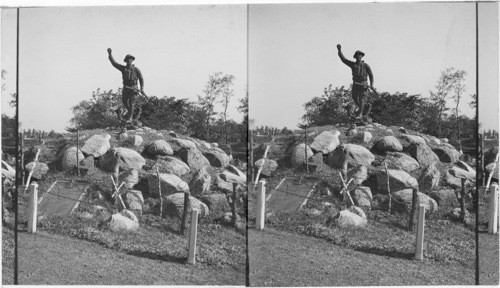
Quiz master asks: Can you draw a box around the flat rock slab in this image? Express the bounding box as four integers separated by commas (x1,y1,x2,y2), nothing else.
266,177,316,213
38,181,88,217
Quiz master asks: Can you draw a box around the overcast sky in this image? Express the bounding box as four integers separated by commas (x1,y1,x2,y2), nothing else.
1,5,247,132
249,2,498,132
1,2,499,133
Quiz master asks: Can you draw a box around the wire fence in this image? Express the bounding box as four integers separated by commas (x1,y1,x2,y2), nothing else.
265,178,410,206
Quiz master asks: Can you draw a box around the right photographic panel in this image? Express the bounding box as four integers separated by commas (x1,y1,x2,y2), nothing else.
248,2,497,286
478,2,499,286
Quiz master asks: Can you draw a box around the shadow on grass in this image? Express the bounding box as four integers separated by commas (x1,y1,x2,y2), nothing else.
125,250,187,264
351,245,414,260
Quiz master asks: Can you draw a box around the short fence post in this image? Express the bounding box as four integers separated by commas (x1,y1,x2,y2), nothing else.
415,204,426,260
180,192,190,235
488,183,499,234
256,180,266,230
76,130,80,177
20,131,25,186
28,182,39,233
408,188,419,231
231,183,238,227
187,208,199,265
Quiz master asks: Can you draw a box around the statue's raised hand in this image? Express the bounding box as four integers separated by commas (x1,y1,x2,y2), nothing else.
337,44,341,51
107,48,112,54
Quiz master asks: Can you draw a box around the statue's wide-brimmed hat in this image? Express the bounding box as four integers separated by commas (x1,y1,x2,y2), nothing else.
353,50,365,58
124,54,136,62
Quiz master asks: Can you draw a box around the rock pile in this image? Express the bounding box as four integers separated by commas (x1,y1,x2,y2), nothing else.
24,127,247,232
258,123,476,228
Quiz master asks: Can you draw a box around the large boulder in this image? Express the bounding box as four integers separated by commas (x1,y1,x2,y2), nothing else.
81,134,111,157
123,189,144,211
199,193,231,214
80,156,95,169
449,161,476,181
306,153,324,171
156,156,191,176
433,146,460,163
356,131,373,144
203,148,231,168
347,165,368,185
309,130,340,154
385,152,419,172
406,143,440,168
126,135,143,148
392,189,439,215
418,162,441,193
291,144,314,168
255,158,278,177
100,148,146,171
177,148,210,172
170,138,197,152
352,186,372,210
61,147,84,171
443,170,468,189
328,144,375,169
109,210,139,232
376,169,419,194
189,167,212,196
146,140,174,157
163,193,209,219
147,173,189,198
348,206,367,219
427,137,441,146
428,189,459,208
400,134,426,147
216,174,234,193
219,165,246,186
376,136,403,152
25,161,49,179
118,169,139,189
336,210,367,228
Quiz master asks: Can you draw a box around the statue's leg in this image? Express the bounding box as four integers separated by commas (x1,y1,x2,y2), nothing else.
122,91,131,120
128,94,136,122
364,102,372,117
357,100,365,118
357,90,368,118
115,108,123,121
345,104,353,120
133,106,142,121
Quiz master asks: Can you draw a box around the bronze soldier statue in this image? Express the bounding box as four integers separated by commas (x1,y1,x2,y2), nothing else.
107,48,145,123
337,44,375,119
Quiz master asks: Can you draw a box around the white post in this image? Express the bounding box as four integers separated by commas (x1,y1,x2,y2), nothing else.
253,145,269,189
28,182,39,233
488,183,499,234
415,204,426,260
256,180,266,230
24,148,41,194
187,209,199,265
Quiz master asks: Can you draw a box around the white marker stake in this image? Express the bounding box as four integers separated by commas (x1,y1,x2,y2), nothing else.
488,183,499,234
415,205,426,260
256,180,266,230
28,183,39,233
187,209,199,265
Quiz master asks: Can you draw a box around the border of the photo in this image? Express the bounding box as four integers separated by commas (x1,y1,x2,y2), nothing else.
2,1,498,287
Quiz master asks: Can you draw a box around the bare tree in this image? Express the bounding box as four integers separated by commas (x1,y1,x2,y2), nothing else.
430,68,466,138
198,72,234,142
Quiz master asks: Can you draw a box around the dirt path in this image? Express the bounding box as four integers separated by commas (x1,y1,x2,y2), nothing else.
248,228,474,286
8,230,244,285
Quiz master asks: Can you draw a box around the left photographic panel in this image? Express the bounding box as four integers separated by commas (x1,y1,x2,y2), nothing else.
1,5,248,285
